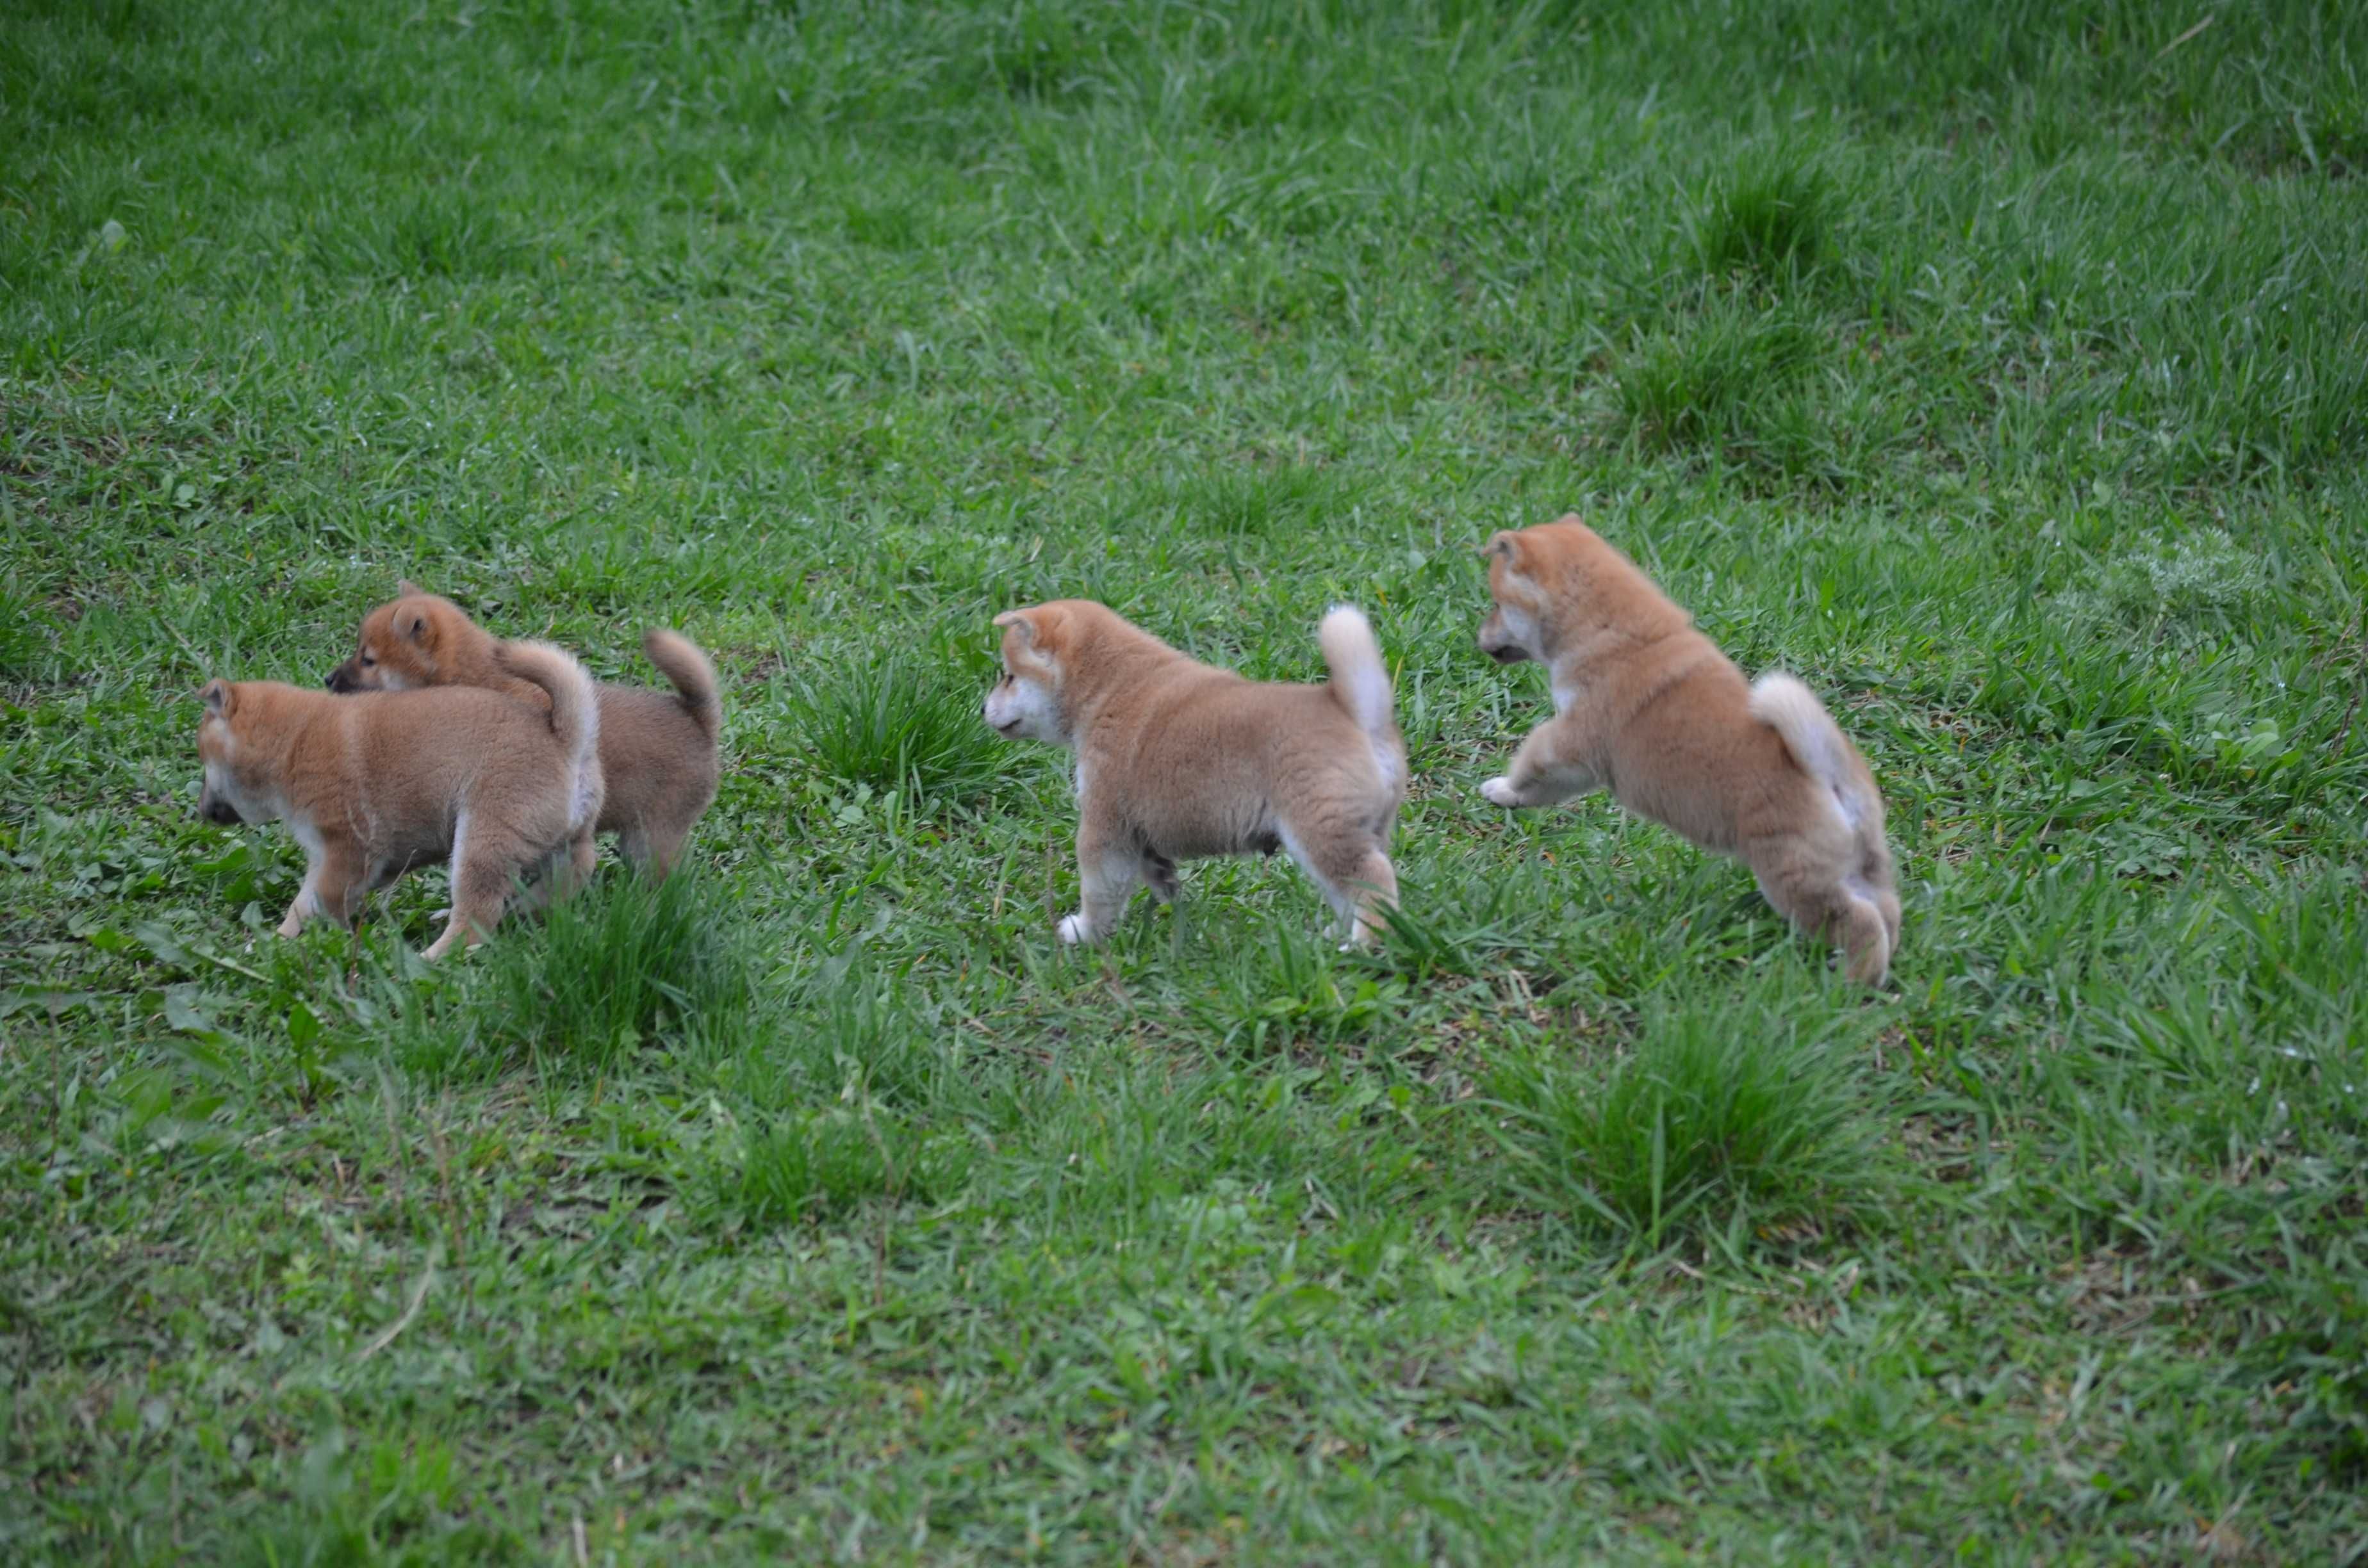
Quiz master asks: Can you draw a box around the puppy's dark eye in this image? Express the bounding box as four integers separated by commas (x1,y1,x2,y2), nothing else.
361,655,376,667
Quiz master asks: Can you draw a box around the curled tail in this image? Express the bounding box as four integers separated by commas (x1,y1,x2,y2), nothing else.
1318,605,1401,789
642,628,722,744
498,639,604,833
1749,673,1879,830
1750,671,1900,981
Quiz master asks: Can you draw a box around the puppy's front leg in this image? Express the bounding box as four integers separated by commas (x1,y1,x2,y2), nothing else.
1481,717,1602,809
1058,817,1142,945
276,843,365,938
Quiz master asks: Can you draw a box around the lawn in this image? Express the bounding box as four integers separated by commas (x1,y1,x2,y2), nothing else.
4,0,2367,1561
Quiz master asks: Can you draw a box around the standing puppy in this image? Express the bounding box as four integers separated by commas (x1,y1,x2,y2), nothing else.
195,641,602,959
327,585,721,879
983,600,1406,947
1476,515,1901,983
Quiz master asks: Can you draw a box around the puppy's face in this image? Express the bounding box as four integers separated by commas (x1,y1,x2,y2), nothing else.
193,681,270,826
1478,517,1605,664
982,607,1069,745
1477,530,1552,665
326,584,447,693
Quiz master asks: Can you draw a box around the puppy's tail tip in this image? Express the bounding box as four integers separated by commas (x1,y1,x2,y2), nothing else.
1750,672,1866,805
1319,604,1394,732
641,628,722,744
1319,605,1401,788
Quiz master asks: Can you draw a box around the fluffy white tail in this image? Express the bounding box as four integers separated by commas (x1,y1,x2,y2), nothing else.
499,639,604,833
1319,605,1399,787
1750,672,1870,829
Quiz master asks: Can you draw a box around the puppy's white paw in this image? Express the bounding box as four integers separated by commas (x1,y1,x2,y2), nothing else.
1057,912,1090,945
1480,776,1524,808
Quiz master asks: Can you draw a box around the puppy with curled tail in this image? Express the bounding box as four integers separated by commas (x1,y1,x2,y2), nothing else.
193,639,602,960
1476,514,1900,983
326,584,721,879
983,599,1406,947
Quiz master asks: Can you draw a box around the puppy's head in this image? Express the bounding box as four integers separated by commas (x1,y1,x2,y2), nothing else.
326,582,458,693
1476,514,1611,664
982,604,1073,745
194,679,267,827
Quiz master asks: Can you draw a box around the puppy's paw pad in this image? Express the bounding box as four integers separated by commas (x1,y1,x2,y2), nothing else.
1480,776,1523,808
1056,913,1089,945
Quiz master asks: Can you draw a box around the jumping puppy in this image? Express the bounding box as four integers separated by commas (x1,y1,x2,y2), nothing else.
327,585,721,879
1475,515,1900,983
983,600,1406,947
195,641,602,959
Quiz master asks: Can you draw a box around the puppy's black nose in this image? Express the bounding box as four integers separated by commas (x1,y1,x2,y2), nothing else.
325,666,354,692
202,797,242,826
1487,644,1525,665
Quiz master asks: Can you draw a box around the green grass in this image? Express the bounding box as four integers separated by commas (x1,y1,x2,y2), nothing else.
777,644,1008,807
4,0,2367,1560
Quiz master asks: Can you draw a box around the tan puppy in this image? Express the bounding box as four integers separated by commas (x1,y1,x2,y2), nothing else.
327,585,721,878
1476,515,1901,983
195,641,602,959
983,600,1406,947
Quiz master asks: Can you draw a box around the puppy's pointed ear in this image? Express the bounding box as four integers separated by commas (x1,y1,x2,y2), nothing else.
397,578,423,598
199,679,234,718
1483,530,1527,571
992,608,1037,644
402,609,433,645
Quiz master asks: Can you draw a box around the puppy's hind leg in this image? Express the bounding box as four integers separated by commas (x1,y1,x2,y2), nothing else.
1754,865,1892,986
1338,849,1401,949
425,820,522,960
558,826,598,901
511,829,594,917
1861,834,1903,954
1283,824,1400,949
632,818,694,883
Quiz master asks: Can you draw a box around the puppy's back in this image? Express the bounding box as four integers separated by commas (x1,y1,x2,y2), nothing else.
356,685,575,797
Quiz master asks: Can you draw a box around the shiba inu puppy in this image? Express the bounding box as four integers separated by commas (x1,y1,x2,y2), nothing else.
983,600,1406,947
1476,515,1901,983
327,585,721,878
195,641,602,959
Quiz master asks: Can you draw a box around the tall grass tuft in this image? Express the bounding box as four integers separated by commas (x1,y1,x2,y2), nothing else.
387,869,756,1081
716,1106,974,1230
1486,1005,1888,1251
1612,298,1821,453
1691,154,1834,283
1169,464,1355,538
780,644,1005,804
